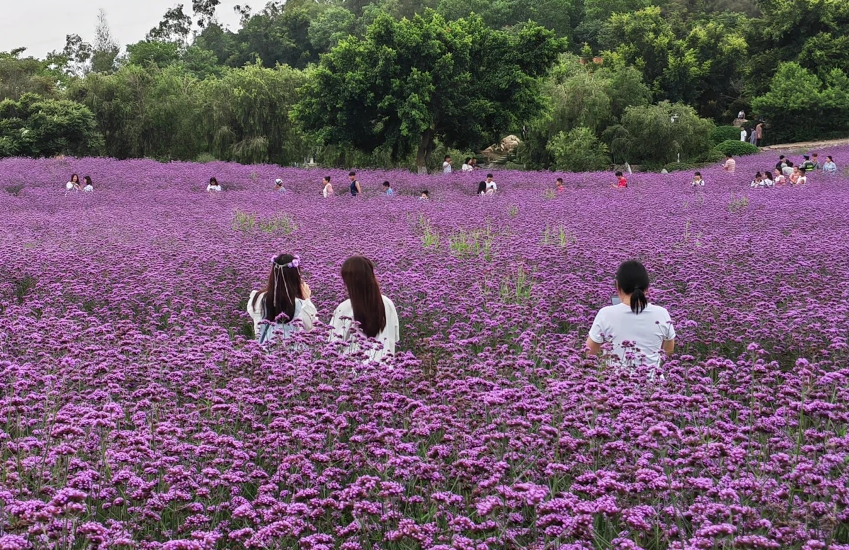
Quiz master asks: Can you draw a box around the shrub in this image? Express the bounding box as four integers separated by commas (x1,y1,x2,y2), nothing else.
710,125,740,145
714,140,760,157
547,127,609,171
620,102,714,166
662,162,699,172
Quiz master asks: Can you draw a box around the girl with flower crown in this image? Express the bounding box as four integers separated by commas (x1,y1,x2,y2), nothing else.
247,253,317,343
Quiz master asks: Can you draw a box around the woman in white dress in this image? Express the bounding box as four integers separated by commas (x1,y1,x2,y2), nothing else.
247,254,317,344
207,177,222,192
586,260,676,369
330,256,399,361
66,173,81,192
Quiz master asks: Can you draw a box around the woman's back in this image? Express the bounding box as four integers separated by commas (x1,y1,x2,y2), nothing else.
247,290,316,342
589,302,675,367
331,295,399,360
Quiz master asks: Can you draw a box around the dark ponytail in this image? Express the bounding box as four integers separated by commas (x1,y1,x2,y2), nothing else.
615,260,650,314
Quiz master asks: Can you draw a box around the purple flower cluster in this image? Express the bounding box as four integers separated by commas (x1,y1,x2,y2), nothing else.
0,149,847,548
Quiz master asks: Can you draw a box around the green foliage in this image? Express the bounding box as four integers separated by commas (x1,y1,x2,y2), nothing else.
751,62,849,143
547,127,610,171
232,210,298,234
714,140,759,157
727,192,749,213
711,125,741,145
294,10,565,169
0,93,103,158
0,50,61,101
619,101,714,166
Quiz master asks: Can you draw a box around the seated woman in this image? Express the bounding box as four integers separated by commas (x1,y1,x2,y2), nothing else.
773,168,786,186
823,156,837,174
83,176,94,192
207,177,222,192
330,256,399,361
247,254,316,343
750,172,765,188
586,260,676,370
66,173,81,192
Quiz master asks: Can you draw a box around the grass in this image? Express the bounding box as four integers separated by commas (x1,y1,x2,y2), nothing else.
233,209,297,234
727,193,749,213
448,225,494,261
499,265,534,305
542,224,577,248
419,215,440,248
14,274,37,303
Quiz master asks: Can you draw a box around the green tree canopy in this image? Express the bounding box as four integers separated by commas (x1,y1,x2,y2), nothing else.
294,10,564,170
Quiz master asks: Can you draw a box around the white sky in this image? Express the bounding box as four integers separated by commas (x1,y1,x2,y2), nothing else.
0,0,244,58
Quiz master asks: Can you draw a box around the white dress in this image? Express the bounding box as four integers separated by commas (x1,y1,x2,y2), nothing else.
247,290,317,342
330,296,399,361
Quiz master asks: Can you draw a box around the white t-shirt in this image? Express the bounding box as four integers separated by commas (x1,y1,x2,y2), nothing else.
83,184,93,192
740,130,747,141
486,180,497,193
66,182,78,191
323,184,332,198
461,163,473,172
782,166,793,177
589,303,676,367
796,175,807,185
331,295,399,361
207,184,222,192
443,162,452,173
247,290,316,342
691,178,704,187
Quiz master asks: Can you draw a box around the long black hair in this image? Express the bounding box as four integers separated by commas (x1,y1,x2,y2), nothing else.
251,253,304,324
615,260,650,314
477,181,486,194
341,256,386,338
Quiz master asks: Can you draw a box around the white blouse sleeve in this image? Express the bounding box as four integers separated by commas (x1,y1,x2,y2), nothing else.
298,299,317,332
329,305,346,341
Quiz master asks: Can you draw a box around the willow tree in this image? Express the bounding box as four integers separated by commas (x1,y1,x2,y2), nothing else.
294,10,564,171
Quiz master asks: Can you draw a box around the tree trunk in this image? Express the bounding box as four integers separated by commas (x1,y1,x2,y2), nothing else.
416,128,435,174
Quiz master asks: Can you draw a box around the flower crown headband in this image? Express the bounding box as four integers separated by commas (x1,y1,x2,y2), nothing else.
272,255,300,269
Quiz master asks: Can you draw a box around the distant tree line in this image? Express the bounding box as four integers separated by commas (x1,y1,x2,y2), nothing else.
1,0,848,171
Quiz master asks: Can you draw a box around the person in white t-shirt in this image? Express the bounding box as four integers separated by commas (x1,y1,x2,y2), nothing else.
740,128,748,142
586,260,676,368
322,176,333,198
461,157,474,172
207,177,222,192
330,256,399,362
691,171,704,187
485,173,497,194
83,175,93,192
442,155,453,173
66,173,81,192
247,253,317,344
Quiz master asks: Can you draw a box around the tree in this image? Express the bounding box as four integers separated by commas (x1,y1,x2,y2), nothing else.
201,64,309,165
547,127,610,171
0,93,103,158
148,5,193,43
91,9,120,74
308,6,357,52
294,11,564,170
751,62,849,143
0,50,60,101
619,101,714,165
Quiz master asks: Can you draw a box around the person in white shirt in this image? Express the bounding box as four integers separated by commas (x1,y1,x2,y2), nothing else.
691,171,704,187
274,178,287,193
322,176,333,197
461,157,474,172
330,256,399,362
66,173,81,192
485,174,497,194
782,162,794,178
762,172,774,187
750,171,765,188
586,260,676,369
247,253,317,344
795,168,807,186
83,175,93,192
740,128,748,142
442,155,453,173
207,177,222,192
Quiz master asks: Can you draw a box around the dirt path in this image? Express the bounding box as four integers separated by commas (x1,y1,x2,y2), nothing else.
760,137,849,151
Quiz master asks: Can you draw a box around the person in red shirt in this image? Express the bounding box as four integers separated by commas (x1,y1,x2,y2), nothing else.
613,171,628,188
556,177,564,192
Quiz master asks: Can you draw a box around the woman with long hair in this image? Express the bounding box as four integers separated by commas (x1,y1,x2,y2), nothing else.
330,256,399,361
247,253,316,343
83,175,94,192
586,260,675,369
66,173,81,192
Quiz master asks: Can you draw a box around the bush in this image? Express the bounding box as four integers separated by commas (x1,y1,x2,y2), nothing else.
662,162,699,172
700,147,726,164
547,127,609,171
620,102,714,166
714,140,759,157
710,125,740,145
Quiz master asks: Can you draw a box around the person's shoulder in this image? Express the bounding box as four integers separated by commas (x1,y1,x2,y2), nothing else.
247,290,263,313
382,295,397,309
333,299,352,316
645,303,672,318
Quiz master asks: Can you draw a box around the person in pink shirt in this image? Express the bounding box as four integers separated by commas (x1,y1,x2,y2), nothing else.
723,154,736,172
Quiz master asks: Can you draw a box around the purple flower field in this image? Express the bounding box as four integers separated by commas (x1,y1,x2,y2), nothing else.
1,149,848,550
